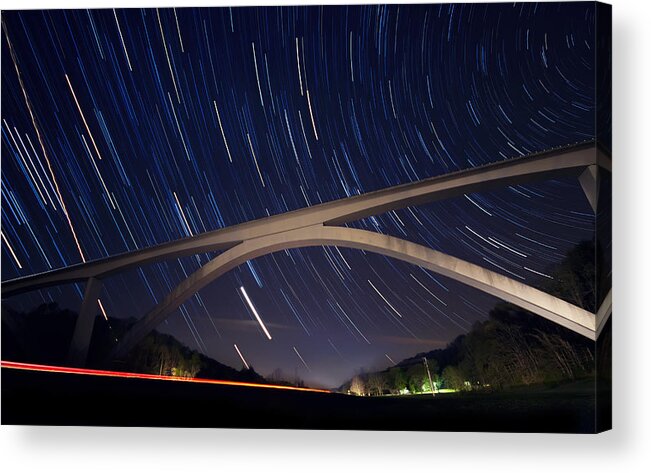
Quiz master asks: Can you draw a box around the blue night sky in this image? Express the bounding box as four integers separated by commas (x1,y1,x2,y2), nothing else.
1,3,597,387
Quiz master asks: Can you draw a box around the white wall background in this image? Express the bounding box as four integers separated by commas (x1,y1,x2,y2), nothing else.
1,0,649,471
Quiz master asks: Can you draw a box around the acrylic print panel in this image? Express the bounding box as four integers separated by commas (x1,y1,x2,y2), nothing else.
1,2,611,433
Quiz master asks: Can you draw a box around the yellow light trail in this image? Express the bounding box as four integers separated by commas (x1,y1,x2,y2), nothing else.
3,22,86,263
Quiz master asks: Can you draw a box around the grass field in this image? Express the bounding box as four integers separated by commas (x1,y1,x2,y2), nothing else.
1,368,610,433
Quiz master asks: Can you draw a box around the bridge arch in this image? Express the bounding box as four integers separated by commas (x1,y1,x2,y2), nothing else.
110,224,596,361
1,141,609,366
1,142,601,298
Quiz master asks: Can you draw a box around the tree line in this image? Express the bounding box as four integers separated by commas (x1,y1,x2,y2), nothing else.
2,303,266,384
344,240,605,395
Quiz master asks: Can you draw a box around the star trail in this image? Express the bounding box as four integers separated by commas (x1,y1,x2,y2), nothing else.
1,4,597,387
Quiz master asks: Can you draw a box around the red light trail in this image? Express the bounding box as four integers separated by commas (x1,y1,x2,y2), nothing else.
0,361,330,394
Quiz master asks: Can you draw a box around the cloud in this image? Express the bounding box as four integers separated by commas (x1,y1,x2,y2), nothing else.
210,317,297,332
371,334,448,348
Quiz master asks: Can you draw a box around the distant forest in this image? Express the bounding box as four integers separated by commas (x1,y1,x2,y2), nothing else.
343,240,611,395
2,303,266,384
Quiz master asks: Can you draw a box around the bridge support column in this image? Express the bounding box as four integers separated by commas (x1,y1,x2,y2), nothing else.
67,277,103,367
579,165,600,213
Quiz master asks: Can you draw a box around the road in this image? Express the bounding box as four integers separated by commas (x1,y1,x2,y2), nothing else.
1,361,607,432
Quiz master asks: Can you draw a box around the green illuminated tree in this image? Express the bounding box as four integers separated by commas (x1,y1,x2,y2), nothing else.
387,367,408,393
406,365,427,393
442,365,466,391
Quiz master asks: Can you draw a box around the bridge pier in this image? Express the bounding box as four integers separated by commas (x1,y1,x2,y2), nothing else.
579,165,600,213
67,277,103,367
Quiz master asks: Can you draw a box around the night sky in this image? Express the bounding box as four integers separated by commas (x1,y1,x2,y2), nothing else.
1,3,597,388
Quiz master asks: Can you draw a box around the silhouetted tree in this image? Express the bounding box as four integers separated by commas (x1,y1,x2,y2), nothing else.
544,240,597,312
368,373,387,395
442,365,466,391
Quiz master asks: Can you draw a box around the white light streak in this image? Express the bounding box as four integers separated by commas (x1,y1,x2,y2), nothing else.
482,257,525,280
306,89,319,140
167,92,191,161
335,300,370,344
349,31,354,82
465,225,499,248
239,286,272,340
464,194,492,216
173,191,194,236
157,8,181,102
388,80,397,119
516,232,557,250
524,266,554,279
252,43,265,107
82,135,116,209
247,133,266,187
113,9,133,71
25,133,61,210
173,8,185,52
1,231,22,269
488,236,529,258
295,37,304,95
293,346,310,371
213,100,233,163
334,246,351,270
16,129,55,208
4,123,47,206
234,344,250,369
368,280,404,318
409,273,447,306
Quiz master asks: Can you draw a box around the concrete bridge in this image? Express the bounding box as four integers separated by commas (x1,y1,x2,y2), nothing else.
1,141,611,366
